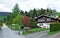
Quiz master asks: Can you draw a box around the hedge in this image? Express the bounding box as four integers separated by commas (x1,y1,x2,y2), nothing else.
50,23,60,32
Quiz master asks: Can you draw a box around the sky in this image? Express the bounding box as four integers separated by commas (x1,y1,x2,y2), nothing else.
0,0,60,12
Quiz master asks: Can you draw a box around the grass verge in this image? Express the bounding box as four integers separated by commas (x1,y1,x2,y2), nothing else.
23,28,49,35
48,30,60,35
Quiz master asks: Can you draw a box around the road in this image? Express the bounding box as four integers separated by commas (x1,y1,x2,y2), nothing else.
25,30,50,38
49,32,60,38
0,24,25,38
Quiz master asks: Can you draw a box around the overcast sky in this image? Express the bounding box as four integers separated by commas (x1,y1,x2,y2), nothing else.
0,0,60,12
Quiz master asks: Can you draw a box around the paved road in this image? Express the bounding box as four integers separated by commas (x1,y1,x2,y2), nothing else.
49,32,60,38
0,24,25,38
25,30,50,38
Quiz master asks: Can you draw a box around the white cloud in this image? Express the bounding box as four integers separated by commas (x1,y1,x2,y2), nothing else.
0,0,60,12
0,4,11,12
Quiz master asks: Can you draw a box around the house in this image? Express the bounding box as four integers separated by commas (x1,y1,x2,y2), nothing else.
35,15,60,28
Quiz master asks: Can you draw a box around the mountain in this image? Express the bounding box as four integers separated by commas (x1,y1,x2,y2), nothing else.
0,12,8,20
0,12,8,16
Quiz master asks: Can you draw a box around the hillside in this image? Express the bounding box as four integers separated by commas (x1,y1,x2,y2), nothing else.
0,12,8,16
0,12,8,20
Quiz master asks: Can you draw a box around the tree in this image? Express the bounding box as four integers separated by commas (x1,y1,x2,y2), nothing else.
6,4,20,24
37,9,41,16
12,3,20,18
24,11,28,16
13,14,24,34
6,13,13,24
28,10,33,18
30,19,37,28
40,8,45,15
20,10,24,15
0,20,3,28
22,16,30,27
32,8,37,18
13,14,24,25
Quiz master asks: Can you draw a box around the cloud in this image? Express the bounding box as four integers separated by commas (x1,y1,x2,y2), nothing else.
0,0,60,12
0,4,11,12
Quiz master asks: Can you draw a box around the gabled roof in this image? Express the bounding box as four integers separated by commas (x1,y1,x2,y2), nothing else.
35,15,60,21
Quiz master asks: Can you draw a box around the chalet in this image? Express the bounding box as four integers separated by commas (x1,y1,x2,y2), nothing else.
35,15,60,28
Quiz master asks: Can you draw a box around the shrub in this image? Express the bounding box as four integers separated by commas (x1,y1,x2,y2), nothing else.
22,16,30,27
30,19,37,28
13,14,24,29
50,23,60,32
0,22,2,28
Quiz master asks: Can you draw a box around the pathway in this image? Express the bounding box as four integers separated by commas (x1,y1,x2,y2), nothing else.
0,24,25,38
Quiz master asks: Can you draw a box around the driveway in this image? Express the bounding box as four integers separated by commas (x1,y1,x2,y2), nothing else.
25,30,51,38
0,24,25,38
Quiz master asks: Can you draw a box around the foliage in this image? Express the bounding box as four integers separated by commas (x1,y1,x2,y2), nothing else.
58,12,60,16
30,19,37,28
8,14,24,30
20,10,24,15
22,16,30,26
48,30,60,35
0,16,4,28
0,22,3,28
6,4,20,25
8,24,21,30
12,3,20,18
23,28,48,35
6,13,13,25
24,8,57,18
24,11,29,16
13,14,24,25
50,23,60,32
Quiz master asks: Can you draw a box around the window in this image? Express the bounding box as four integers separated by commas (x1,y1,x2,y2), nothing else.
39,23,43,26
38,18,45,22
47,18,51,21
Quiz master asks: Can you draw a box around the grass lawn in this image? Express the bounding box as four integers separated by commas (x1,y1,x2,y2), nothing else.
48,30,60,35
23,28,49,35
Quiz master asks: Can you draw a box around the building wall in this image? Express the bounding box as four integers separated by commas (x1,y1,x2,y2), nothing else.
37,23,50,28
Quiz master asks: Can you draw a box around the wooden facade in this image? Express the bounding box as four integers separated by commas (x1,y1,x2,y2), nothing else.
35,15,60,23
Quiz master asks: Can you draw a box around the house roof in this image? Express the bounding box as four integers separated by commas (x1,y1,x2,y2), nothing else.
35,15,60,21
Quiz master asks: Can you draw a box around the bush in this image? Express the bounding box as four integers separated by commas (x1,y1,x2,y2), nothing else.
8,24,23,30
30,19,37,28
0,22,2,29
22,16,30,27
0,22,2,27
50,23,60,32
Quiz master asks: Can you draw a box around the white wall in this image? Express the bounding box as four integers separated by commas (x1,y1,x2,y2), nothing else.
37,23,50,28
